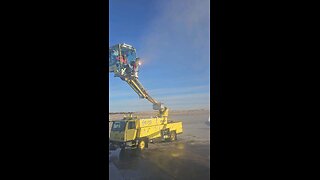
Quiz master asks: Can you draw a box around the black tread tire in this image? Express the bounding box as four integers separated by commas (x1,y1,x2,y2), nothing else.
137,139,148,151
170,131,177,141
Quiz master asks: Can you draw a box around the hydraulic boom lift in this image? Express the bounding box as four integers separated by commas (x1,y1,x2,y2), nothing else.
109,43,183,150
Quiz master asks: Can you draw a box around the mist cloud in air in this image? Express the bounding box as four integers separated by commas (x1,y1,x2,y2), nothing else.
139,0,210,73
109,0,210,112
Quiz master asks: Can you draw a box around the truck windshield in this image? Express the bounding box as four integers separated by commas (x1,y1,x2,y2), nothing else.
111,121,126,132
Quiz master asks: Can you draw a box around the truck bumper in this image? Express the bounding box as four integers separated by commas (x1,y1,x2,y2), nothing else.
109,140,136,150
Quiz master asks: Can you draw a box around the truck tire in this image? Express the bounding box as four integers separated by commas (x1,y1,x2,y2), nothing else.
170,131,177,141
137,139,147,151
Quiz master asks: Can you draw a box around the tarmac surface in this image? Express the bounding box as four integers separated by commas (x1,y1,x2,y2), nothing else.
109,110,210,180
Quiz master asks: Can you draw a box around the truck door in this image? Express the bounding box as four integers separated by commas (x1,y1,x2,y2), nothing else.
125,121,137,141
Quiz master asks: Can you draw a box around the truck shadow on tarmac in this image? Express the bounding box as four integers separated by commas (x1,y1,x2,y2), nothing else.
118,149,140,162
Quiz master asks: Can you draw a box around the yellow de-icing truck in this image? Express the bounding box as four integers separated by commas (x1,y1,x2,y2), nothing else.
109,43,183,150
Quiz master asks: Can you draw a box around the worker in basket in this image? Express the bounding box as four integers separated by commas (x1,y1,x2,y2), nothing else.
119,54,128,76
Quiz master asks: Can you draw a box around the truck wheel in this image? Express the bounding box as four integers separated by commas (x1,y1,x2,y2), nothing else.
138,139,147,150
170,131,177,141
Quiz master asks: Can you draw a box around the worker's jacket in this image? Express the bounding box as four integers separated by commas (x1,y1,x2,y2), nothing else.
119,56,127,64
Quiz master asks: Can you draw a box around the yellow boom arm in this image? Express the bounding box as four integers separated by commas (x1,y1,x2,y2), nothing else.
124,76,169,119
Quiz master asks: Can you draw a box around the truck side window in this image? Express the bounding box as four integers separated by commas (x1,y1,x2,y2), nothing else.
128,122,135,129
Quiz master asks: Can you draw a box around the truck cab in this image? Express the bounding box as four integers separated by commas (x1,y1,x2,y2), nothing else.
110,118,139,150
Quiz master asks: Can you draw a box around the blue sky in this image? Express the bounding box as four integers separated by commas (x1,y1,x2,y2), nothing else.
109,0,210,112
